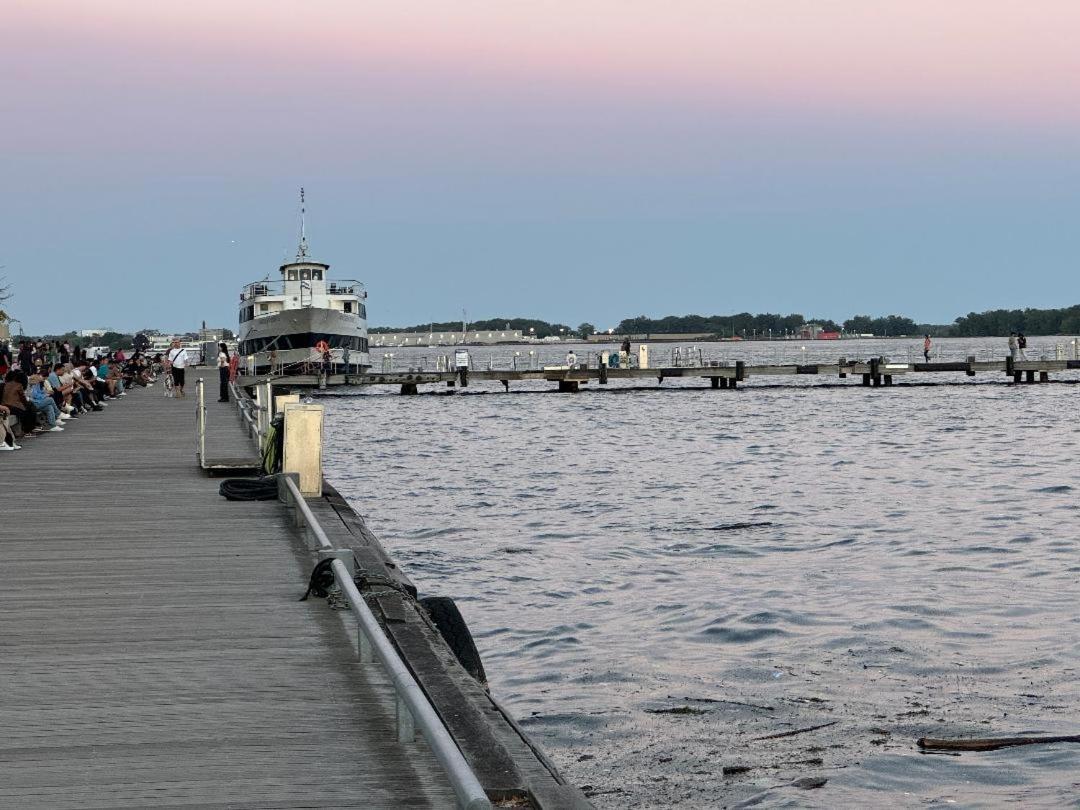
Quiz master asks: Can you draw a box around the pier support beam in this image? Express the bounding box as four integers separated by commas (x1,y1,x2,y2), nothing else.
869,358,881,387
599,364,608,384
1025,370,1035,384
711,376,719,389
458,368,468,387
502,379,509,392
967,355,976,377
838,357,847,379
399,383,418,395
735,360,746,383
558,380,579,393
862,374,871,386
884,375,893,386
1040,370,1049,383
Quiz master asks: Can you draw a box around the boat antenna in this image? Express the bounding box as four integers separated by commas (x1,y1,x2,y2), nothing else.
297,187,309,260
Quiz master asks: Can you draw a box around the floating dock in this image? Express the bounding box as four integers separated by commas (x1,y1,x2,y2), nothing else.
0,368,590,809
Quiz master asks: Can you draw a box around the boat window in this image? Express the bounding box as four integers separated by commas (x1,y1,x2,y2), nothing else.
259,303,269,313
312,269,322,281
300,269,311,281
287,269,298,280
343,302,352,314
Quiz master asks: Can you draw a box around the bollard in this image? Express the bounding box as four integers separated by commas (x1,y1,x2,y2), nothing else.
1005,354,1014,377
282,404,324,497
638,344,650,369
711,376,720,389
599,361,608,384
869,358,881,386
735,360,745,382
838,357,847,379
966,355,976,377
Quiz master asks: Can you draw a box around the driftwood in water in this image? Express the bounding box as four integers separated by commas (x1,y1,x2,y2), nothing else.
918,735,1080,752
752,720,837,741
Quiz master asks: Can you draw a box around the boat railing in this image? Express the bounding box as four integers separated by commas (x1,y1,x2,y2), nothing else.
239,279,366,302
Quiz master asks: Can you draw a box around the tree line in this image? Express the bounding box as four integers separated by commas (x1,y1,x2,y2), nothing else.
370,317,579,339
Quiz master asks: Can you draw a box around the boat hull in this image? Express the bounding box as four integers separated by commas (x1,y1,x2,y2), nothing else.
239,307,369,374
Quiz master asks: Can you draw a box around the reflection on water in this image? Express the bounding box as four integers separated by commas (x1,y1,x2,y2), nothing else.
322,337,1080,808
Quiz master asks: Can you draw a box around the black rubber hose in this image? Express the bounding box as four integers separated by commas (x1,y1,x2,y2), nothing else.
218,476,279,501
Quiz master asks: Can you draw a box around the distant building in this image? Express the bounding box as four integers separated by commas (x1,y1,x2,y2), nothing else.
78,328,109,338
198,326,229,342
587,332,714,343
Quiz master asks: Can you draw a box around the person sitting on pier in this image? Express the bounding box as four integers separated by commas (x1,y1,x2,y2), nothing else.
2,370,38,437
0,401,19,450
565,349,577,368
28,375,64,432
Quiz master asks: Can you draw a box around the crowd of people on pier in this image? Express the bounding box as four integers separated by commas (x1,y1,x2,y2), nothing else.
0,339,157,451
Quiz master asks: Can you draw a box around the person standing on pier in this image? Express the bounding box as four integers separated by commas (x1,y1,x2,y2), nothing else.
923,335,932,362
621,336,631,367
216,342,231,403
1017,332,1028,359
1008,333,1018,359
167,339,188,398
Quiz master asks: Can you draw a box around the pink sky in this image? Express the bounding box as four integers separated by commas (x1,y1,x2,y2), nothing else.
9,0,1080,126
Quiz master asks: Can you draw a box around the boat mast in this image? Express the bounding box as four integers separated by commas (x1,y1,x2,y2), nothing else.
297,187,309,260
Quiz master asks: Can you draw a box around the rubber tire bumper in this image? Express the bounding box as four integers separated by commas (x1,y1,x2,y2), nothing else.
419,596,488,686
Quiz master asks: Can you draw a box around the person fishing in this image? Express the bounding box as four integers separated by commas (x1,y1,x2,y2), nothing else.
923,335,932,362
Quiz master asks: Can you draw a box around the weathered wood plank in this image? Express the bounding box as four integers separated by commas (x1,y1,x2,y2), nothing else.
0,369,457,809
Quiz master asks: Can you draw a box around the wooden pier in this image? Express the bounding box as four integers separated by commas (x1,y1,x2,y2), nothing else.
241,356,1080,393
0,369,588,809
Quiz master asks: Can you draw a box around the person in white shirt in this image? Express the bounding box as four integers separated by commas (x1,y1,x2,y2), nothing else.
167,340,188,398
566,349,577,368
216,342,231,403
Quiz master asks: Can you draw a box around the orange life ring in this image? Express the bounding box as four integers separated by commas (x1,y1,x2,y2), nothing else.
315,340,330,354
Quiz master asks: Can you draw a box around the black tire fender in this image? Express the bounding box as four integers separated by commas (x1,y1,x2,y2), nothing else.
419,596,488,686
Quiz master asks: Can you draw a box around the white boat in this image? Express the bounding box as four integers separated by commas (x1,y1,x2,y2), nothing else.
238,191,369,376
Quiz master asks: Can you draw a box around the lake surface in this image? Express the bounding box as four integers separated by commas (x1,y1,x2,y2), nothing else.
321,336,1080,808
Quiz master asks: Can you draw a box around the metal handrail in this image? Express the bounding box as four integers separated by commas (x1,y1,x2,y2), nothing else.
280,475,490,810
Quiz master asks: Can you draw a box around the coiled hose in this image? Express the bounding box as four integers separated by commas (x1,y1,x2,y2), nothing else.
218,476,280,501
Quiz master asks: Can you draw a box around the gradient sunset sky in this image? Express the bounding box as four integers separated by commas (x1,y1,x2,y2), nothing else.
4,1,1079,333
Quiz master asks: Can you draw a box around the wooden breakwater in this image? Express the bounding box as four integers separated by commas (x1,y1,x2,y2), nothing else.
0,367,591,810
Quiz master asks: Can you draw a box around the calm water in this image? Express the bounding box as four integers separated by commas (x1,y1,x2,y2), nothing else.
321,337,1080,808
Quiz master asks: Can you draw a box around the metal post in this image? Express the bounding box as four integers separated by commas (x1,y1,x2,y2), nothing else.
358,627,374,663
397,694,416,743
196,378,206,463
